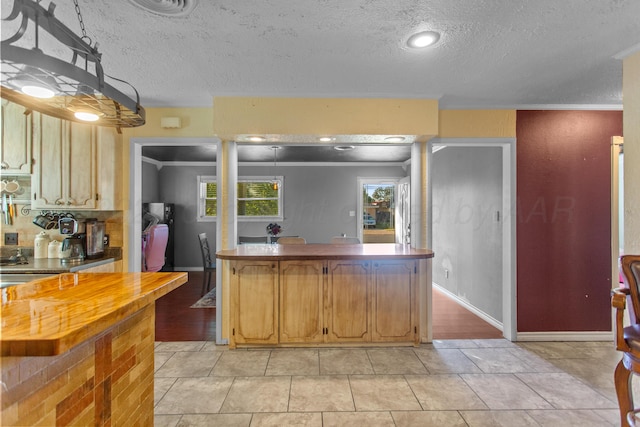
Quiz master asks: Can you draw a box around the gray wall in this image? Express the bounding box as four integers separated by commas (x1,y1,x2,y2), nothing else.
431,147,503,322
141,161,160,202
152,164,407,268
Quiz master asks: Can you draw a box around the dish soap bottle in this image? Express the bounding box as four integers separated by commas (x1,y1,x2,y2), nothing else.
34,231,50,259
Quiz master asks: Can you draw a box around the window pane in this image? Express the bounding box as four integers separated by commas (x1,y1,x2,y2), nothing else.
206,183,217,198
238,182,277,198
205,199,217,216
238,199,278,216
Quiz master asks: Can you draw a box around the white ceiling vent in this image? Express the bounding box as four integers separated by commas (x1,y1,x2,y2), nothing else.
128,0,198,17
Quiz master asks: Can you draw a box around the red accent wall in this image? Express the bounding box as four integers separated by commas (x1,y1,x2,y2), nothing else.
516,110,622,332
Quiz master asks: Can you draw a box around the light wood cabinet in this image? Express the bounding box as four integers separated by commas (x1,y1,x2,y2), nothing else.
279,260,325,343
230,257,418,348
371,260,417,343
1,99,32,174
32,114,96,209
31,114,121,210
79,260,123,273
326,260,371,342
231,261,279,347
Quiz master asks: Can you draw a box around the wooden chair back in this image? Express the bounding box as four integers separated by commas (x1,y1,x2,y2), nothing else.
277,237,306,245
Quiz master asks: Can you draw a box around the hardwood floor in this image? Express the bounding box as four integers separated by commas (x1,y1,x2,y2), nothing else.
155,271,216,341
431,287,503,340
155,272,502,341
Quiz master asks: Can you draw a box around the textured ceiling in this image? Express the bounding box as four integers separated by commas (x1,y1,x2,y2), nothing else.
2,0,638,109
3,0,639,162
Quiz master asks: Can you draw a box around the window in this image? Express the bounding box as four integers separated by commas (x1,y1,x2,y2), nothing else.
198,175,283,221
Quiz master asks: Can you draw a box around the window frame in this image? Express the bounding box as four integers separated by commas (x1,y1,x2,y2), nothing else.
197,175,284,222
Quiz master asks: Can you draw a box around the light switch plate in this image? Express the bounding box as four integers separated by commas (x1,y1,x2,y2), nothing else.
5,232,18,245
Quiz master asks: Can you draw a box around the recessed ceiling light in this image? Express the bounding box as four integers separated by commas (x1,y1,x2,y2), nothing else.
406,31,440,48
319,137,336,142
384,136,405,142
248,136,266,142
333,145,355,151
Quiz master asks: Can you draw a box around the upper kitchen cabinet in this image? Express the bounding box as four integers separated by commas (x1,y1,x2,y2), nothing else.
1,99,33,175
32,113,121,210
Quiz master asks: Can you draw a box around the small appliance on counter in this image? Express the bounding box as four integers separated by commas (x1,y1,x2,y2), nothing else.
59,215,85,263
60,236,85,263
84,218,106,259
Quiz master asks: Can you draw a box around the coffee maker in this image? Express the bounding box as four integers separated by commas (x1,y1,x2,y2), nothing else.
60,218,86,263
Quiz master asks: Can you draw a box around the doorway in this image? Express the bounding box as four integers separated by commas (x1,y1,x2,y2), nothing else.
358,178,400,244
428,138,516,341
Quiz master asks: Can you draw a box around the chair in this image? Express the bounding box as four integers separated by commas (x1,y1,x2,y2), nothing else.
142,224,169,272
330,236,360,244
277,237,306,245
198,233,216,296
238,235,268,244
612,255,640,426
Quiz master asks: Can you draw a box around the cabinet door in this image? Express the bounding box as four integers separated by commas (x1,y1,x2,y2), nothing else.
231,261,279,346
96,127,121,210
1,99,32,174
66,122,96,209
32,113,65,207
326,260,370,342
32,117,97,209
280,260,325,343
371,260,416,343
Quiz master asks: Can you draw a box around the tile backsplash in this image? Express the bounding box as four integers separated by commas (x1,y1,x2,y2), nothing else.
0,205,123,249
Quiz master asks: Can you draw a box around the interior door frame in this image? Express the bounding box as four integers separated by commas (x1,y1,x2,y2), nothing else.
427,137,517,341
611,136,624,289
357,177,401,244
129,137,222,343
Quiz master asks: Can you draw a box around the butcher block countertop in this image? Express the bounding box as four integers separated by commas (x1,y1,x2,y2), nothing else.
1,272,187,357
216,243,435,261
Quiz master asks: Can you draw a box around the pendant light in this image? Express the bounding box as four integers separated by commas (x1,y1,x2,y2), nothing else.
271,146,280,191
1,0,145,127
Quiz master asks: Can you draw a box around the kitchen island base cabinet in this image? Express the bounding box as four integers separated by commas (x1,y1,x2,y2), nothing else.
231,261,279,347
327,260,371,343
280,260,325,344
229,256,419,348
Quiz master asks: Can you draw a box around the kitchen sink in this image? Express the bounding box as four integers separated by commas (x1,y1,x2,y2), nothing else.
0,256,29,266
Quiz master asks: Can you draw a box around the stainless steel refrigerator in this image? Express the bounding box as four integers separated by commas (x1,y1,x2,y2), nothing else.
142,203,175,271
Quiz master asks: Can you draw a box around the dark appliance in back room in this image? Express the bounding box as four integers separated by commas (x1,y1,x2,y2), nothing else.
142,203,175,271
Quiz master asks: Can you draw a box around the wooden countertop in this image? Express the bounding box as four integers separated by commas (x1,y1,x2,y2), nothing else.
216,243,435,261
1,272,187,357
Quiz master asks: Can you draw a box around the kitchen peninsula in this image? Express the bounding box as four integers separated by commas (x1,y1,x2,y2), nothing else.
1,272,187,426
217,243,434,349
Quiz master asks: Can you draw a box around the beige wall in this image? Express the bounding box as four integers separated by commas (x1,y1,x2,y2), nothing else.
624,51,640,253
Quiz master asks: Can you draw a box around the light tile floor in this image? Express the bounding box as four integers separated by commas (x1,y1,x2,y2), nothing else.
154,339,626,426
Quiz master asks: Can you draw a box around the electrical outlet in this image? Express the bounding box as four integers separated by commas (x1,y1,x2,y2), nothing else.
5,232,18,245
103,234,110,247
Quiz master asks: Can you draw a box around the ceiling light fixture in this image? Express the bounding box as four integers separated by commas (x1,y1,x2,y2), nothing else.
384,136,405,142
248,136,266,142
333,145,355,151
319,137,335,142
406,31,441,48
1,0,145,127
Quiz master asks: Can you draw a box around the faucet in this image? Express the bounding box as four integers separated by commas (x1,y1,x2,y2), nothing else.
10,249,28,264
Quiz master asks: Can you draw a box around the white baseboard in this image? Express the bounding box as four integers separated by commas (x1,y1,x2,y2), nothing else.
516,331,613,342
433,283,503,331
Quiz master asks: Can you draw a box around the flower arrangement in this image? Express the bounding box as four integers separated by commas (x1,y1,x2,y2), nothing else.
266,223,282,236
